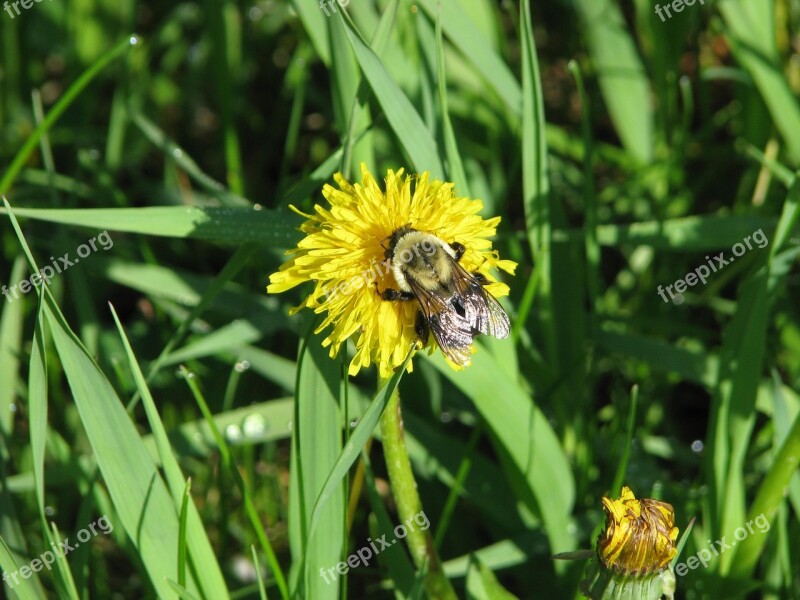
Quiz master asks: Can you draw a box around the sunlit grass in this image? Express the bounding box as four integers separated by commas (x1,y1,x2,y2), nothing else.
1,0,799,598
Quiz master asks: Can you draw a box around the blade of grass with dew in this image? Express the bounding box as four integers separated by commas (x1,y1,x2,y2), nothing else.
179,366,289,599
287,314,344,600
416,0,520,117
109,303,230,598
232,346,296,392
719,0,800,165
0,206,300,245
0,34,138,194
337,10,444,178
569,0,653,163
141,398,294,460
427,349,575,555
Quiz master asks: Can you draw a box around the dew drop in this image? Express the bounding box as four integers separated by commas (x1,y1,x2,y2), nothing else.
8,403,16,413
235,360,251,373
349,419,358,429
691,440,704,453
129,35,140,46
243,414,268,438
226,424,243,442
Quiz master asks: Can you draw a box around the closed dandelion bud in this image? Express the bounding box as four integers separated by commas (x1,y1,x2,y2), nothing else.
581,486,679,600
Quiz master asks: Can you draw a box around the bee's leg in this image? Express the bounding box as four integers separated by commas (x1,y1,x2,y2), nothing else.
376,284,415,301
415,311,430,345
472,272,487,285
450,241,466,262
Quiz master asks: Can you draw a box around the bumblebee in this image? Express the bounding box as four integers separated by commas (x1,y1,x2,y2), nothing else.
378,225,510,366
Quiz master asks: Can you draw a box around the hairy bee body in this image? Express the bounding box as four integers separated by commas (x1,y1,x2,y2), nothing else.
379,225,510,366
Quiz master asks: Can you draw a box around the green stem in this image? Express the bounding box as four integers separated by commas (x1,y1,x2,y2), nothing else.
380,382,457,600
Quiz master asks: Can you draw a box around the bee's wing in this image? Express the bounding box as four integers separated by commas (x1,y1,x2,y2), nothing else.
451,262,511,340
407,280,475,366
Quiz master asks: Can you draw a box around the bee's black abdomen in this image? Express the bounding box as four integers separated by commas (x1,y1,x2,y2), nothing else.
415,312,430,345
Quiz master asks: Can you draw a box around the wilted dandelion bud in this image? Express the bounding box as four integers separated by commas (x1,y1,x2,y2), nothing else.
581,486,678,600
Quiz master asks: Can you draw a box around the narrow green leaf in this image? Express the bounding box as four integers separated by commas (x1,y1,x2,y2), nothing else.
337,12,444,178
0,206,299,245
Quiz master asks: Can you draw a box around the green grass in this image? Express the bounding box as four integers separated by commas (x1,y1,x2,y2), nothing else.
1,0,800,598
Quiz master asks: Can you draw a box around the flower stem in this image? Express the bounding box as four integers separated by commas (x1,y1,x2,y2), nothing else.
380,382,457,600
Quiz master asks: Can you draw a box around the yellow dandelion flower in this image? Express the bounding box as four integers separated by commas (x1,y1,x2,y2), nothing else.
267,164,516,378
598,486,679,575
